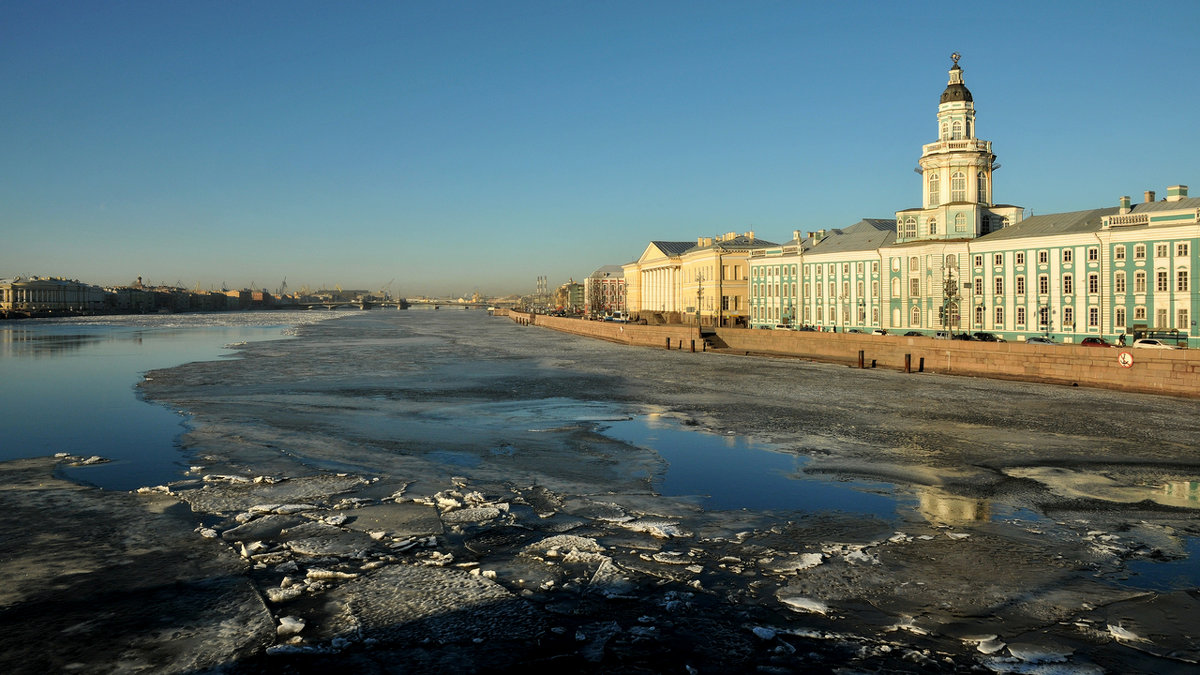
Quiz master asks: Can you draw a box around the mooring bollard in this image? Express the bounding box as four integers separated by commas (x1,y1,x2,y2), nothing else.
919,357,925,372
665,337,671,350
858,350,865,369
904,354,911,373
690,339,696,352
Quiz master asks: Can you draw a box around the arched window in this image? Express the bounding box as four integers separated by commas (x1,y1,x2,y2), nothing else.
928,173,940,206
975,306,984,325
945,254,957,269
940,122,948,140
929,218,937,235
976,171,987,202
952,120,963,140
954,212,967,232
909,256,919,271
910,305,922,326
951,172,966,201
891,278,900,297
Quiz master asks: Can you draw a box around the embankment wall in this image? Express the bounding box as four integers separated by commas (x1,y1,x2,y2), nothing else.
500,310,703,349
496,310,1200,398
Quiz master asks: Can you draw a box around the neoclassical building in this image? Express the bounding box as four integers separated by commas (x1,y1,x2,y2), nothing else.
749,55,1198,346
625,231,778,326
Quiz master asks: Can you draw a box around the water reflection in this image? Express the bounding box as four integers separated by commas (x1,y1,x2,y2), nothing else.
916,487,990,526
599,416,909,517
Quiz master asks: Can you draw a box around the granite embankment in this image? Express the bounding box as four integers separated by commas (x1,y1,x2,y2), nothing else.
499,310,1200,398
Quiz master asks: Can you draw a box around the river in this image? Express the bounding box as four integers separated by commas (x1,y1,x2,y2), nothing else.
2,307,1198,673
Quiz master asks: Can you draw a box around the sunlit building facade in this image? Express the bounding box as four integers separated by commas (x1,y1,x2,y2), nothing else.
748,55,1199,346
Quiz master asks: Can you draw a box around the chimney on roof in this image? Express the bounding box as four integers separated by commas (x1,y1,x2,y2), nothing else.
1167,185,1189,202
744,230,754,240
1144,190,1156,203
1119,195,1131,215
793,229,803,241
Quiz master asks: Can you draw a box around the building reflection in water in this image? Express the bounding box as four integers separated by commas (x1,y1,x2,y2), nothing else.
916,487,991,526
1158,481,1200,509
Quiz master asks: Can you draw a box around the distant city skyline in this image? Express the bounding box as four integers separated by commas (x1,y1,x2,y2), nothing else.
4,1,1199,296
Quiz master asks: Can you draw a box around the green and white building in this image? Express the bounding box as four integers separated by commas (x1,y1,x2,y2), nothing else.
749,55,1198,346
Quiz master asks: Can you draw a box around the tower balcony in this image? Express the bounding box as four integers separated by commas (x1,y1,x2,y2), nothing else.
922,139,992,155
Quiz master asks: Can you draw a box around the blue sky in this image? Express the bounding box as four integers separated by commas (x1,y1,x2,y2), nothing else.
4,1,1199,297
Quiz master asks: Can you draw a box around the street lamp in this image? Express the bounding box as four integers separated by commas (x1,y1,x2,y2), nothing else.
694,271,705,327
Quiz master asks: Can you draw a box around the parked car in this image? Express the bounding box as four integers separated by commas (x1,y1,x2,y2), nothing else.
1079,337,1115,348
1133,338,1176,349
773,324,795,331
847,328,862,333
972,332,1005,342
933,331,952,340
1025,336,1056,345
903,331,925,337
951,333,974,341
870,329,888,335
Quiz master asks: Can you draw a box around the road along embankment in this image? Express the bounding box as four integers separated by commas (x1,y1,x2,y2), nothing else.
498,310,1200,398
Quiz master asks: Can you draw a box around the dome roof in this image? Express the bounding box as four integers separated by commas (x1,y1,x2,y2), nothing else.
940,65,972,103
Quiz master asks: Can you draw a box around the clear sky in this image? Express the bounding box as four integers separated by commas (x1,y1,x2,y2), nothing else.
4,1,1199,297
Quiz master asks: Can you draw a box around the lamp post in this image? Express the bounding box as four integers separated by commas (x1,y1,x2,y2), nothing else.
694,271,705,327
942,268,960,336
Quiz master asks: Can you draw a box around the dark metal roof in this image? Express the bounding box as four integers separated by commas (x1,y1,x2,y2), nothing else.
809,219,896,254
685,235,780,253
649,241,696,256
977,207,1114,242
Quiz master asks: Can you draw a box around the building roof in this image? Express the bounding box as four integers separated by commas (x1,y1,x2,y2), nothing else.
588,265,625,279
650,241,696,257
808,219,896,255
685,234,779,253
1133,195,1200,213
978,207,1115,242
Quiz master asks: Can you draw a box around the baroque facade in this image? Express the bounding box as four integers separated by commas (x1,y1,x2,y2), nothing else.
748,56,1198,346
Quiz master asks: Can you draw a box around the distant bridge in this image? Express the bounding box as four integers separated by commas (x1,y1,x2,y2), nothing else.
288,299,410,311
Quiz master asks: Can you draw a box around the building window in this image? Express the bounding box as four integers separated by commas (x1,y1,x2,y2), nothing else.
1016,276,1026,295
1063,274,1073,295
1016,252,1026,265
890,278,899,296
929,218,937,235
928,174,940,206
1038,275,1049,295
1063,307,1074,328
828,282,835,297
1039,306,1050,329
977,171,987,202
1063,249,1073,263
1115,245,1126,261
940,122,948,139
952,121,963,140
1156,243,1169,258
842,263,849,274
1089,307,1099,327
994,306,1004,325
871,261,878,274
871,281,878,297
974,278,983,295
804,282,810,297
842,281,849,297
1177,243,1189,257
994,277,1004,295
817,307,823,322
1134,306,1146,321
1038,250,1049,264
1088,273,1099,294
974,255,983,267
909,256,919,272
1157,308,1168,328
1157,270,1169,292
1135,271,1146,293
993,253,1002,265
1115,307,1126,327
910,278,920,296
856,281,864,296
1088,247,1099,262
911,305,921,326
945,254,957,268
975,306,984,325
1178,308,1190,330
872,307,879,323
1134,244,1146,260
857,262,864,274
951,171,966,201
1115,271,1126,294
954,212,967,232
1178,269,1190,292
1017,307,1026,325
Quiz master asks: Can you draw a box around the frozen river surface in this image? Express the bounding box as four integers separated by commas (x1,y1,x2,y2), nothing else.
2,309,1198,673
